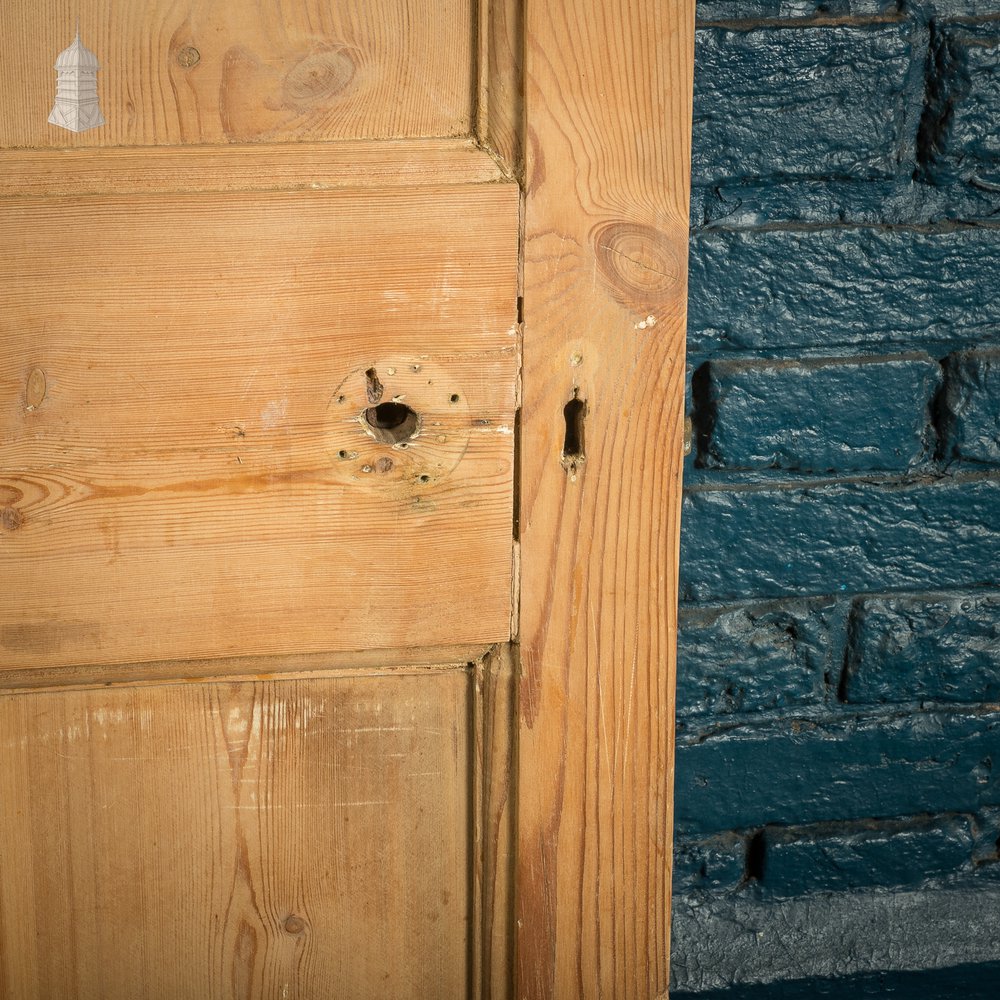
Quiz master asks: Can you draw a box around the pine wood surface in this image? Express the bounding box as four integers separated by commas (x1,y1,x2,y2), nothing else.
473,645,517,999
1,0,473,149
0,643,495,695
0,670,473,999
0,139,505,200
485,0,524,179
517,0,695,996
0,185,518,671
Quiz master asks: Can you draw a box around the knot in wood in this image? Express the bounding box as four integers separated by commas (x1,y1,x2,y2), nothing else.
282,49,355,110
177,46,201,68
1,507,23,532
593,222,680,308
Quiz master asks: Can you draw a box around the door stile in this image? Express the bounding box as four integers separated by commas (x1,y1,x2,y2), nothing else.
516,0,695,997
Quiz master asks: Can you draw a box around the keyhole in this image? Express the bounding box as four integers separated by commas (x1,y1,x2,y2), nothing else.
562,392,586,471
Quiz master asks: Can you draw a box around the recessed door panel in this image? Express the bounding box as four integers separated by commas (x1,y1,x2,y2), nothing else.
0,185,518,671
0,0,474,149
0,670,473,999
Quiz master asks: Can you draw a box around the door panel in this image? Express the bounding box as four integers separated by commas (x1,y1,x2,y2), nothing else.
0,670,471,1000
0,0,473,149
0,186,517,670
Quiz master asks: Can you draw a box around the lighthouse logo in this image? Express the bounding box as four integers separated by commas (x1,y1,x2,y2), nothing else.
49,29,105,133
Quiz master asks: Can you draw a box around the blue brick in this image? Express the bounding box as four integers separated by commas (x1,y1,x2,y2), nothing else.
678,602,828,715
924,24,1000,185
973,806,1000,864
698,353,940,472
675,709,1000,833
942,349,1000,464
696,1,899,17
927,1,1000,13
693,22,916,185
843,591,1000,704
761,815,975,895
688,225,1000,353
673,831,748,892
675,814,977,897
694,176,1000,228
681,476,1000,603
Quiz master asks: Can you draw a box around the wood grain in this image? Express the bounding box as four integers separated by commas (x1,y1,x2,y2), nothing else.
0,644,493,695
0,139,504,200
0,185,518,670
473,644,517,999
0,0,473,149
517,0,695,997
485,0,524,179
0,671,472,999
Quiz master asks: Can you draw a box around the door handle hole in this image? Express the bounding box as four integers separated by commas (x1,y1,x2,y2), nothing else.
365,401,419,445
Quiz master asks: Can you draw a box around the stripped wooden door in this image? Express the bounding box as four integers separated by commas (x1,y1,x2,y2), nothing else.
0,2,693,997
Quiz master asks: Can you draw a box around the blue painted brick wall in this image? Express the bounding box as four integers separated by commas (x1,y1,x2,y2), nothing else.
672,0,1000,992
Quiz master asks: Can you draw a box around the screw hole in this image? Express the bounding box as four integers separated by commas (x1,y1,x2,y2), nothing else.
419,474,430,483
365,401,419,445
450,393,460,403
337,449,348,459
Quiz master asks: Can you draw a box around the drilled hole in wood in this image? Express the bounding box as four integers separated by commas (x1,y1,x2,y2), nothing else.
450,393,460,403
562,392,586,473
364,401,419,445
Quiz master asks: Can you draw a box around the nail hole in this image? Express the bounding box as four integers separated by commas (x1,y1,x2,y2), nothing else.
419,474,430,483
450,394,460,403
365,401,419,445
562,392,586,470
337,450,348,459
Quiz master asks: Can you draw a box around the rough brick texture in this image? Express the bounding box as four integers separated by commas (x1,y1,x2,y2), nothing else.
923,23,1000,185
688,225,1000,353
681,476,1000,602
695,1,900,17
941,349,1000,463
696,353,940,471
692,23,917,185
677,602,827,715
675,709,1000,833
674,0,1000,991
675,814,978,897
843,591,1000,704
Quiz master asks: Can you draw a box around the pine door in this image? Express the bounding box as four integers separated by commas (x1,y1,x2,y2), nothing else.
0,2,693,997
